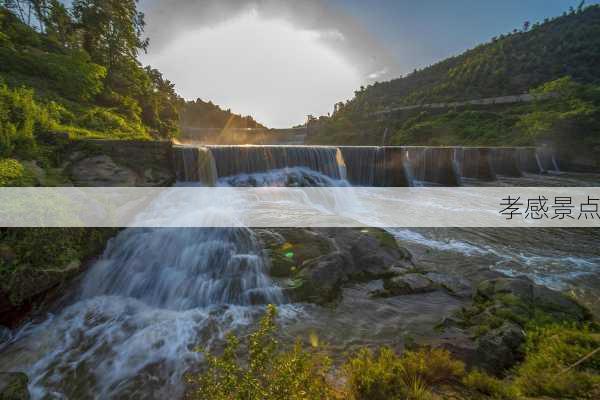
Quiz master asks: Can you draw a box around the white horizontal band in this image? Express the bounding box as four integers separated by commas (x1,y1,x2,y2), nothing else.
1,187,599,228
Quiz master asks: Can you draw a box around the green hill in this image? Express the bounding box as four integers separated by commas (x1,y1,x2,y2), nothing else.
308,5,600,166
181,99,267,130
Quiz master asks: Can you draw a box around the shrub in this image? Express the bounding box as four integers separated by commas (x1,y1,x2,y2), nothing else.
463,370,520,399
187,305,338,400
0,84,49,157
0,158,35,186
512,324,600,398
343,347,464,400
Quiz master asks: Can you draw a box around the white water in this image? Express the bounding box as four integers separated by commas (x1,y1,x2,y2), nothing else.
1,194,288,398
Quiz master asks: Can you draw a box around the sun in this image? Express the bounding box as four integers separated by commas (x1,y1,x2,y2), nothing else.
141,11,362,128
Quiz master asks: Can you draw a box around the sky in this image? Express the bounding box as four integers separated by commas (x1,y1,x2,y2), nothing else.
139,0,598,128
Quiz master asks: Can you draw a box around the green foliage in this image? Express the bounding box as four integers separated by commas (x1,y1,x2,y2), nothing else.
0,83,51,157
463,370,519,399
0,2,182,145
513,324,600,398
0,158,35,186
78,107,145,136
187,305,338,400
343,347,464,400
0,227,118,306
0,47,107,101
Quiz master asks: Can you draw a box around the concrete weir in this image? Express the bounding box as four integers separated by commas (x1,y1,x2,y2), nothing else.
405,147,461,186
491,148,523,177
455,148,496,181
338,146,411,187
170,144,561,187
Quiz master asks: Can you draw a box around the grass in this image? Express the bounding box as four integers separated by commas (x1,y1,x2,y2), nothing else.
343,347,465,400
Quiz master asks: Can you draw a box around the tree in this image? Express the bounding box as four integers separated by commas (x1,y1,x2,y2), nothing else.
72,0,149,79
523,21,530,31
45,0,75,47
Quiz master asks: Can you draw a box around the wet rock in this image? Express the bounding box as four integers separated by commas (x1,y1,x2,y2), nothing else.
382,273,437,296
285,252,350,304
425,273,473,298
0,372,30,400
268,228,414,304
70,155,138,186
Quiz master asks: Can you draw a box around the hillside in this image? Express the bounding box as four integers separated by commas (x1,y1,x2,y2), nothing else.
181,99,267,131
308,4,600,166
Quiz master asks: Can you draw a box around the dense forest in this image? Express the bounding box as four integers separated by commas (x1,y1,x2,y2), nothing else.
309,3,600,162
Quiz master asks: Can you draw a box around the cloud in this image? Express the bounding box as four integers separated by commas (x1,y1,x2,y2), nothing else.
141,0,400,82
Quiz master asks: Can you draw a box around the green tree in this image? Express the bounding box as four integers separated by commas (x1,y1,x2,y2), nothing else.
72,0,148,81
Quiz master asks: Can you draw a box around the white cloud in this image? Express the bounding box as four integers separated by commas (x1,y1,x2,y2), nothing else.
140,0,399,126
141,11,361,127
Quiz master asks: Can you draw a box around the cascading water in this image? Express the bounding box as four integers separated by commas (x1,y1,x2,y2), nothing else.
173,145,218,185
517,147,544,174
81,228,283,308
207,145,346,180
405,147,461,186
338,146,411,187
537,147,561,173
0,211,284,399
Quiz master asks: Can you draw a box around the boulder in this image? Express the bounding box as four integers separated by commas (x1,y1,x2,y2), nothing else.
263,228,414,304
425,273,473,298
0,372,29,400
284,252,351,304
446,321,526,374
382,273,437,296
475,277,587,323
475,322,526,372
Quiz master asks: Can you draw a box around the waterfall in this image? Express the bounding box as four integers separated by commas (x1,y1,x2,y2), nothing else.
454,147,495,181
173,145,218,185
405,147,461,186
81,228,284,309
207,146,345,180
537,147,560,173
7,204,284,398
491,148,522,177
338,146,411,187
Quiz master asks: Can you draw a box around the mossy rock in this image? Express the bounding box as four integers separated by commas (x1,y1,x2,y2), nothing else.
0,228,118,323
261,229,334,278
359,228,401,251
